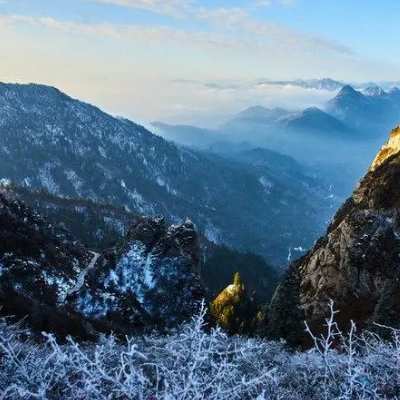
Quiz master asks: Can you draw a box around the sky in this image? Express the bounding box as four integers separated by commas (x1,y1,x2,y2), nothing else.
1,0,400,125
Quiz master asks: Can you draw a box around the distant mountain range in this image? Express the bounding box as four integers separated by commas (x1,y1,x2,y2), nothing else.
155,104,358,152
154,83,400,212
224,105,356,138
151,122,251,153
326,85,400,133
226,84,400,139
158,84,395,149
255,78,346,91
199,78,400,92
278,107,356,136
254,78,400,92
0,82,335,265
157,82,400,161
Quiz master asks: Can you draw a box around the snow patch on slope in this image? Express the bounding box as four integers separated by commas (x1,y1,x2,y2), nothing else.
205,223,222,244
105,242,155,305
38,164,60,194
259,176,274,194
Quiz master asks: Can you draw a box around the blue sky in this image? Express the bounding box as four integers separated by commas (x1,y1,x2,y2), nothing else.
1,0,400,124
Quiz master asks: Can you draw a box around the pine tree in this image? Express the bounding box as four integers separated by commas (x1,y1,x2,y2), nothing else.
264,264,305,348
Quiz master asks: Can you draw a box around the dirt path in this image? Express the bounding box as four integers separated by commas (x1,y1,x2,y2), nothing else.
68,251,100,296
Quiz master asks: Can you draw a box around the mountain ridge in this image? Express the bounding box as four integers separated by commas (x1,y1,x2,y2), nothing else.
0,82,333,265
326,84,400,134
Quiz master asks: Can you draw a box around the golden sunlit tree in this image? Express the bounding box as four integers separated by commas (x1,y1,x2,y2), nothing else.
210,272,262,335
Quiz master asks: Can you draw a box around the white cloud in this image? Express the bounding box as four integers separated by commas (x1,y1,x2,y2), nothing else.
279,0,296,7
74,0,350,57
242,19,352,55
81,0,194,18
197,7,249,28
0,14,256,52
0,13,352,57
251,1,272,8
196,7,352,56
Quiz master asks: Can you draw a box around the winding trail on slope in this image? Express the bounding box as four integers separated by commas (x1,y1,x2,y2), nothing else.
68,251,100,296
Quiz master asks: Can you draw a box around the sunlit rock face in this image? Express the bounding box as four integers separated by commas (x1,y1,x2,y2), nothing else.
267,125,400,346
370,126,400,171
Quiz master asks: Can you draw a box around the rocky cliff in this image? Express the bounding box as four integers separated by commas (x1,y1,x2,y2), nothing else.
68,216,204,332
267,125,400,346
0,188,204,337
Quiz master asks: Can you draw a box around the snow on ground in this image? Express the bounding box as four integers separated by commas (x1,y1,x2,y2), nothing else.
68,252,100,297
65,170,84,194
287,245,307,261
38,163,60,194
0,178,11,187
42,270,74,303
259,176,274,194
98,146,107,158
204,223,222,244
126,189,154,214
105,242,155,306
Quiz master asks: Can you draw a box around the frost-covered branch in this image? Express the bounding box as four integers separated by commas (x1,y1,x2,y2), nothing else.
1,303,400,399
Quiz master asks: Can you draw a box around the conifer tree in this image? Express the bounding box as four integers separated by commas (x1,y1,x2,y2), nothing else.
210,272,262,335
370,281,400,339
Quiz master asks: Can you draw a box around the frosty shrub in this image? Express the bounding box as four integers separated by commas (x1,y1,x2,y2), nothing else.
1,301,400,399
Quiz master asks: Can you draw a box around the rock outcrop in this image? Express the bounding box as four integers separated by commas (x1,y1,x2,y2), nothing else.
267,125,400,346
0,188,204,337
67,216,204,332
0,188,94,338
